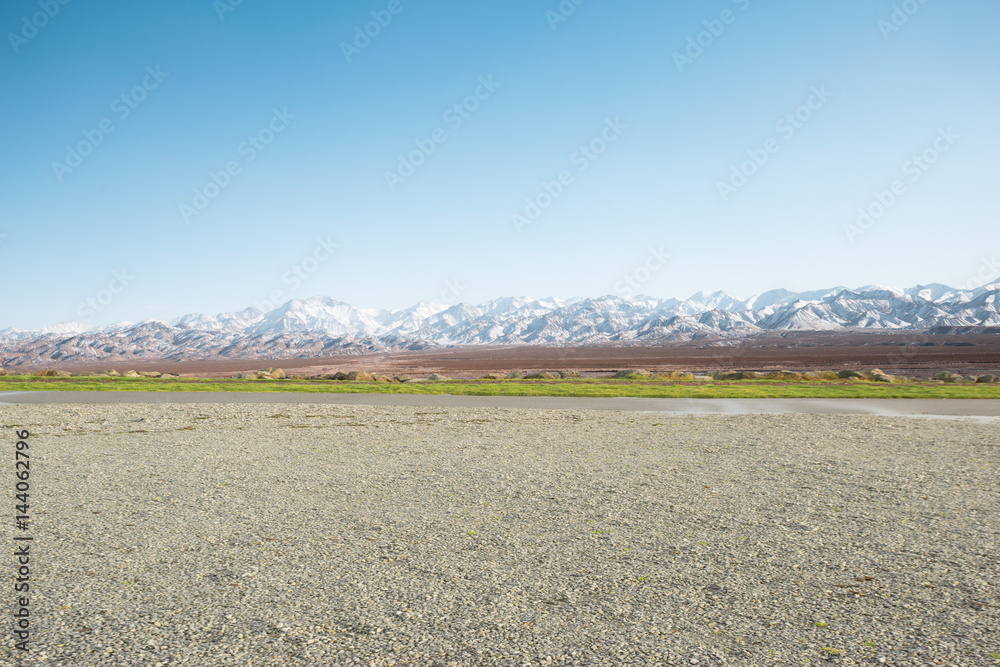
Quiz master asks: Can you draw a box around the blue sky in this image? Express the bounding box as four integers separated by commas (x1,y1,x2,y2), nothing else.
2,0,998,328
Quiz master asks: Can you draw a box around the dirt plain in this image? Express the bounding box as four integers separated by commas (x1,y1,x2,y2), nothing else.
4,404,999,665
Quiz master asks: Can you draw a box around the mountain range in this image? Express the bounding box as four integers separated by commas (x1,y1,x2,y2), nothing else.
2,282,999,366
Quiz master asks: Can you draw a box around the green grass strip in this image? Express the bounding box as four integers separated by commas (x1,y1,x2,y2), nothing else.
2,376,999,399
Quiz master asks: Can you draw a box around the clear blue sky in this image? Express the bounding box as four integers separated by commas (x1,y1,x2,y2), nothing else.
2,0,998,328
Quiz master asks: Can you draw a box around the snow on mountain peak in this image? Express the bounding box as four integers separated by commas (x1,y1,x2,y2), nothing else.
42,321,91,335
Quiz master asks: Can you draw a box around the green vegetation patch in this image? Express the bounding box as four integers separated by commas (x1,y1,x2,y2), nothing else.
2,375,1000,399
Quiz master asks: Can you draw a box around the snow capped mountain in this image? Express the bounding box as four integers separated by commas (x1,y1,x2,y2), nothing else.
738,288,797,312
246,296,382,337
905,283,961,303
2,281,999,365
171,307,262,332
0,321,91,340
686,290,746,312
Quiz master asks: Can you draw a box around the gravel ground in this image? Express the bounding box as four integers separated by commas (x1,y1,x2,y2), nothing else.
2,404,998,666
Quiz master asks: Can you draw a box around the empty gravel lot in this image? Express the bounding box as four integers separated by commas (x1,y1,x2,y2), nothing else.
2,403,998,666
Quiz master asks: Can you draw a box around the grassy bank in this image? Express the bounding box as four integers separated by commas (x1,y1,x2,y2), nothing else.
2,375,999,399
